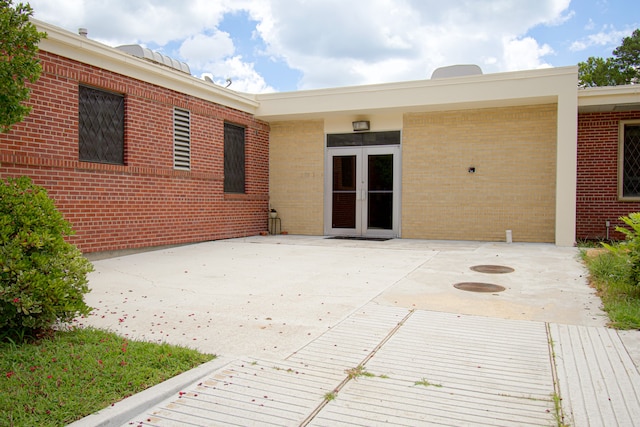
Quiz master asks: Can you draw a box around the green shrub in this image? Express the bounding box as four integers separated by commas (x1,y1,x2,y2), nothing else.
0,177,93,341
602,212,640,288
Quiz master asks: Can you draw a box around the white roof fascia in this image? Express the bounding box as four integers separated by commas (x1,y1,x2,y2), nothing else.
578,85,640,112
255,66,578,121
33,19,259,114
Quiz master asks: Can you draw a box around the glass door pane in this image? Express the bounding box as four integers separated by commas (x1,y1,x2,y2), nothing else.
367,154,393,230
332,155,357,228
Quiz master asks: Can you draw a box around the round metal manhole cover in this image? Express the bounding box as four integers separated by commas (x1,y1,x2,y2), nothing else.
470,265,515,274
453,282,506,293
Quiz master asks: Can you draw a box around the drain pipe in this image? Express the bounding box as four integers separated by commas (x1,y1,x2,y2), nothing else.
606,220,611,241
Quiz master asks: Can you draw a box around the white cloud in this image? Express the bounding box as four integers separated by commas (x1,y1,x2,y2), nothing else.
29,0,86,30
502,37,554,71
202,56,275,94
253,0,571,88
31,0,230,46
547,8,575,26
178,32,235,68
30,0,581,92
569,26,633,52
570,40,587,51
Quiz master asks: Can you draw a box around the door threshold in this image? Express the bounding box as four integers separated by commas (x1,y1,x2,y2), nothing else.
326,236,392,242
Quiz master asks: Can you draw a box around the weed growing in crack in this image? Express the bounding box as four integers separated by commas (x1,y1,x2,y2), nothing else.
552,392,570,427
345,365,374,380
324,391,337,401
414,378,443,387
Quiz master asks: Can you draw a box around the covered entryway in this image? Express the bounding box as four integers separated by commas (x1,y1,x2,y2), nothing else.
260,67,578,246
324,131,401,238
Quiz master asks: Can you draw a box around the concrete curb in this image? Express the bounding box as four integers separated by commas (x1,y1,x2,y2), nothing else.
67,356,233,427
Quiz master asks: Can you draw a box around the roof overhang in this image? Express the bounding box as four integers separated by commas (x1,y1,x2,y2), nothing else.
254,66,578,122
33,19,259,114
578,85,640,113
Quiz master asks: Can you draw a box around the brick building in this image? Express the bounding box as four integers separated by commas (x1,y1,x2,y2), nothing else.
577,86,640,241
1,19,640,251
0,21,269,253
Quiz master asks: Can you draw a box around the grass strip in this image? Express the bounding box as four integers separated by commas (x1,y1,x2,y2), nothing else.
0,327,214,426
581,248,640,329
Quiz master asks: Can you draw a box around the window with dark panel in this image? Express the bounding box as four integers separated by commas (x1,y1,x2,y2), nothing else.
78,85,125,164
620,121,640,199
224,123,245,193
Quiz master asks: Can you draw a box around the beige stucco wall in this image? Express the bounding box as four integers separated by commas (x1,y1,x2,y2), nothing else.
401,104,557,242
269,120,325,234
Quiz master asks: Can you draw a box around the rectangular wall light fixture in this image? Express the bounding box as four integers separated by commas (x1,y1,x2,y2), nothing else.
352,120,370,131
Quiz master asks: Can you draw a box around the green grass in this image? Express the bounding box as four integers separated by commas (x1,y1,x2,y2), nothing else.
581,248,640,329
0,327,215,427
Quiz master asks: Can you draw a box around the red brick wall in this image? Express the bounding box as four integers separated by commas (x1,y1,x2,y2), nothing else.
577,110,640,240
0,51,270,253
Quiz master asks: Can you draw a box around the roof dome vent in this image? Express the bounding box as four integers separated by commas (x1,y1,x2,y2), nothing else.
431,64,483,79
116,44,190,74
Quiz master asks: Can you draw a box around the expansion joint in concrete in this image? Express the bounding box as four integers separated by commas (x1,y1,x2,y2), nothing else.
299,309,415,426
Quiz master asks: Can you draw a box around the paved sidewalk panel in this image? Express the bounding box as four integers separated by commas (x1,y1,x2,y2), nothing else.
311,310,556,427
126,357,337,426
125,305,563,426
122,305,640,426
287,304,411,371
124,304,411,426
551,324,640,427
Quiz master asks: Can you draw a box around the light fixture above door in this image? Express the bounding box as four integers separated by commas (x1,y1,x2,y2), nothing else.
352,120,370,131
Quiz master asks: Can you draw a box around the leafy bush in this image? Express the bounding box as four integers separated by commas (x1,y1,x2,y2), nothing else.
0,177,93,341
602,212,640,288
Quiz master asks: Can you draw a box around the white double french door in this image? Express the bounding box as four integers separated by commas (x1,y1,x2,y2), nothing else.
325,145,400,238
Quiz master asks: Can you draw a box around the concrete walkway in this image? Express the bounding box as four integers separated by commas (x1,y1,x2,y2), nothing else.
68,236,640,426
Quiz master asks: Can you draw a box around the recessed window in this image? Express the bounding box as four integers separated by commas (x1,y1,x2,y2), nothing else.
327,131,401,147
173,108,191,170
619,120,640,200
224,123,245,193
78,85,124,164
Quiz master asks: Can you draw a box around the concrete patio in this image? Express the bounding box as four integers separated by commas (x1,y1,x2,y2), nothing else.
69,236,640,426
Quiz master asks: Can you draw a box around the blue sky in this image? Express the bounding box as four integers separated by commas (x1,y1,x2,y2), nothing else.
29,0,639,93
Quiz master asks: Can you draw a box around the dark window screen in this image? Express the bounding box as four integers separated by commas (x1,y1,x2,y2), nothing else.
623,124,640,197
78,85,124,164
224,123,246,193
